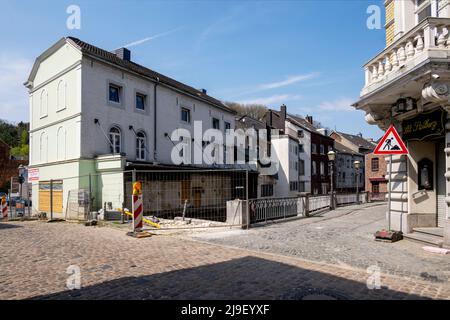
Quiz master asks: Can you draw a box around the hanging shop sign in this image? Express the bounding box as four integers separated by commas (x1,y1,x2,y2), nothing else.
402,108,445,141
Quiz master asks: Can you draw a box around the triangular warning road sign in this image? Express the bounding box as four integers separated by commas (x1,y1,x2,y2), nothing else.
374,125,408,155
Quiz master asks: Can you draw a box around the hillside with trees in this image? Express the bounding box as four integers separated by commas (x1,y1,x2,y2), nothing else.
0,120,29,159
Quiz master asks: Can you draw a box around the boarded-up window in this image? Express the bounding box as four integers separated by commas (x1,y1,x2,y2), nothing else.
39,180,63,213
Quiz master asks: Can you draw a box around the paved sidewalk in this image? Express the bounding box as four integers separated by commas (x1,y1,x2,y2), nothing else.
0,220,449,300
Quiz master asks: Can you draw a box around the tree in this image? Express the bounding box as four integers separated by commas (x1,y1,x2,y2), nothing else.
225,102,268,121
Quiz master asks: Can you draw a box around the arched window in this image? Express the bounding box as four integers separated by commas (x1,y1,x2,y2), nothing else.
57,80,66,111
109,126,121,154
57,127,66,160
40,89,48,117
39,132,48,163
136,131,146,161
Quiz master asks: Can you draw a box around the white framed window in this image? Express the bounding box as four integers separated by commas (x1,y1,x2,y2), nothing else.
57,80,67,111
212,117,220,129
40,89,48,118
312,161,317,175
56,127,66,160
39,132,48,163
136,131,146,161
181,107,191,123
415,0,437,24
320,144,325,154
109,84,121,103
136,93,146,111
320,161,325,175
109,126,122,154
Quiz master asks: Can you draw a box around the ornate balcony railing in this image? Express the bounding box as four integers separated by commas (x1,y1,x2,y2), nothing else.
362,17,450,95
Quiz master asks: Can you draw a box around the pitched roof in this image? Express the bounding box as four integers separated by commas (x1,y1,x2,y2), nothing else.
335,131,376,151
65,37,234,114
287,114,319,133
334,141,362,156
236,115,267,130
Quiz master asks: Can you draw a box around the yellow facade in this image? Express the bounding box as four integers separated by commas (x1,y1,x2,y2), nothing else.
385,0,395,46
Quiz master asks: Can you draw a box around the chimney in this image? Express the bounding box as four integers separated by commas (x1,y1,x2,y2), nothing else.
306,115,313,125
114,47,131,61
280,104,287,124
201,88,207,94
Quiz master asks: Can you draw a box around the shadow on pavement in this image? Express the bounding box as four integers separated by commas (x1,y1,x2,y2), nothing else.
32,256,429,300
0,222,23,230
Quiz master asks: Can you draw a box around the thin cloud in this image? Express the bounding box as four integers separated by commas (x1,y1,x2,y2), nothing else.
259,73,319,90
119,27,184,49
237,94,302,106
318,97,355,112
0,55,32,122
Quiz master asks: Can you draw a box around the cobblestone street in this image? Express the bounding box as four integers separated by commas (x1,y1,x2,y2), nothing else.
0,204,449,300
190,203,450,284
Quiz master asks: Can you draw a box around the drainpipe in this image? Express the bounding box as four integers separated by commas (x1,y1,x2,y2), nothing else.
153,78,159,161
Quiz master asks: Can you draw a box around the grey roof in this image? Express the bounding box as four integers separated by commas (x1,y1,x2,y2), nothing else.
334,141,362,156
236,115,267,130
66,37,234,114
335,131,376,151
287,114,319,133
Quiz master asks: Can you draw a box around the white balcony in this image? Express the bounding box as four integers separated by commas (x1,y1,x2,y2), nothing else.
361,17,450,97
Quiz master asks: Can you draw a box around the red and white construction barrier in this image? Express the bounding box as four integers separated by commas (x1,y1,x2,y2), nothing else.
132,182,143,232
1,196,7,219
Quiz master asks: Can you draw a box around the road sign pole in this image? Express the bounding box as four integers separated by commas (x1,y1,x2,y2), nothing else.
388,154,392,231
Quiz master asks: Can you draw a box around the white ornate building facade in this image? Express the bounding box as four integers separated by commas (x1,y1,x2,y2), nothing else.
353,0,450,247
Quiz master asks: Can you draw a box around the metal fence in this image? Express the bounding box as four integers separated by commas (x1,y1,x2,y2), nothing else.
123,169,255,228
249,197,301,223
248,191,372,225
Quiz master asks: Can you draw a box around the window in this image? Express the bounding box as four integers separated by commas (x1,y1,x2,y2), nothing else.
57,127,66,160
320,144,325,154
372,183,380,194
297,130,304,138
261,184,274,197
212,118,220,129
320,162,325,175
416,0,436,23
136,93,146,110
299,144,304,153
57,80,66,111
312,144,317,154
40,89,48,117
299,181,305,192
136,131,146,161
290,181,298,191
181,108,191,123
371,158,379,172
224,122,231,132
109,126,121,154
312,161,317,175
295,161,298,171
299,159,305,176
39,132,48,163
328,145,333,153
109,84,121,103
294,146,298,155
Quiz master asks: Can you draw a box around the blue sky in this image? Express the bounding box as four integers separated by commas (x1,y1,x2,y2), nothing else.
0,0,385,138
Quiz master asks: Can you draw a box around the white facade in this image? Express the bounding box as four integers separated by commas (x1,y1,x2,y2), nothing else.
25,37,236,217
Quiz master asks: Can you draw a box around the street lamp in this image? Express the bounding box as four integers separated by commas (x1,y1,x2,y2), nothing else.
354,160,361,205
327,151,336,210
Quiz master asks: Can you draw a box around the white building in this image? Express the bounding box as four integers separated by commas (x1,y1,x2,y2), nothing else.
25,37,237,218
353,1,450,247
264,106,312,197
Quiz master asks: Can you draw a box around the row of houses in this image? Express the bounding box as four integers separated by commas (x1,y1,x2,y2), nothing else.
24,37,384,219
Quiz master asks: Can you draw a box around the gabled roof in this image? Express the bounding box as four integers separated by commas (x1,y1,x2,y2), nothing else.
26,37,234,114
333,131,376,151
287,114,319,133
236,115,267,130
334,141,362,156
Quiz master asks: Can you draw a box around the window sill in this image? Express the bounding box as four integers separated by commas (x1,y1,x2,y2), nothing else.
56,107,67,113
39,114,48,119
